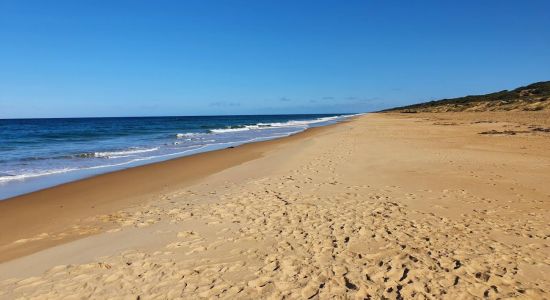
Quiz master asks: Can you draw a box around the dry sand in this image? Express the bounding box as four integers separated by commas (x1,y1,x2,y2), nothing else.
0,113,549,299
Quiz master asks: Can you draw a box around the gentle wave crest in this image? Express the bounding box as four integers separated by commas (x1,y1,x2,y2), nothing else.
0,168,79,183
77,147,160,159
176,133,199,138
208,115,340,134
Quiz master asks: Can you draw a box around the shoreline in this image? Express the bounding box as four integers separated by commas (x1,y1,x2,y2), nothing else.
0,115,351,201
0,119,350,263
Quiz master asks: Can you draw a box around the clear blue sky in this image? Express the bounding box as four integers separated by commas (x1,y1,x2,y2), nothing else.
1,0,549,118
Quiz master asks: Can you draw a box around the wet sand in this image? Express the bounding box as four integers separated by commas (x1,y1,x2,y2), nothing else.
1,113,549,299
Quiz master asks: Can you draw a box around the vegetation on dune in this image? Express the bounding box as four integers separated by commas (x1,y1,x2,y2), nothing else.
383,81,550,113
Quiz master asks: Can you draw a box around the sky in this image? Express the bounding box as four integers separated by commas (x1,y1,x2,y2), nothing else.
1,0,549,118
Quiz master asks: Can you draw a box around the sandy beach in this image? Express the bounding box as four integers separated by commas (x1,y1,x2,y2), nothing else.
1,113,549,299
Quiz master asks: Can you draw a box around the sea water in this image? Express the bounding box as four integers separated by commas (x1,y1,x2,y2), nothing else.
0,114,355,199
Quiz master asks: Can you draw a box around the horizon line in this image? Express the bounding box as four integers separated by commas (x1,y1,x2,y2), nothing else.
0,111,366,121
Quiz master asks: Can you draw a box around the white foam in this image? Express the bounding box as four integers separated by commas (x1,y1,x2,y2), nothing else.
257,116,340,128
209,115,344,134
176,133,199,138
0,168,79,184
92,147,159,159
209,127,250,133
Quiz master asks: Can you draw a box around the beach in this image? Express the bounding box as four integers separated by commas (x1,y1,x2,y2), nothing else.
1,112,549,298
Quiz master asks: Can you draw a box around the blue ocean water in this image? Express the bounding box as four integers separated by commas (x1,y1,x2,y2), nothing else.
0,114,353,199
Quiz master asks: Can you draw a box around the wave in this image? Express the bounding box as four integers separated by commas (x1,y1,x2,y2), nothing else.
176,133,200,138
76,147,160,159
209,127,251,133
257,116,340,128
0,167,79,183
208,115,343,134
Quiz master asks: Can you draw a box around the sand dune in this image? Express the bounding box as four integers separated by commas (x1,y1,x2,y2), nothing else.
1,113,549,299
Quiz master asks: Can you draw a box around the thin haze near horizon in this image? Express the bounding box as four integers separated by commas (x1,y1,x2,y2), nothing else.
1,0,549,118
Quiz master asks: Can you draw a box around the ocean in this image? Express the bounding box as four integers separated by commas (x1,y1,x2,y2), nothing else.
0,114,354,199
